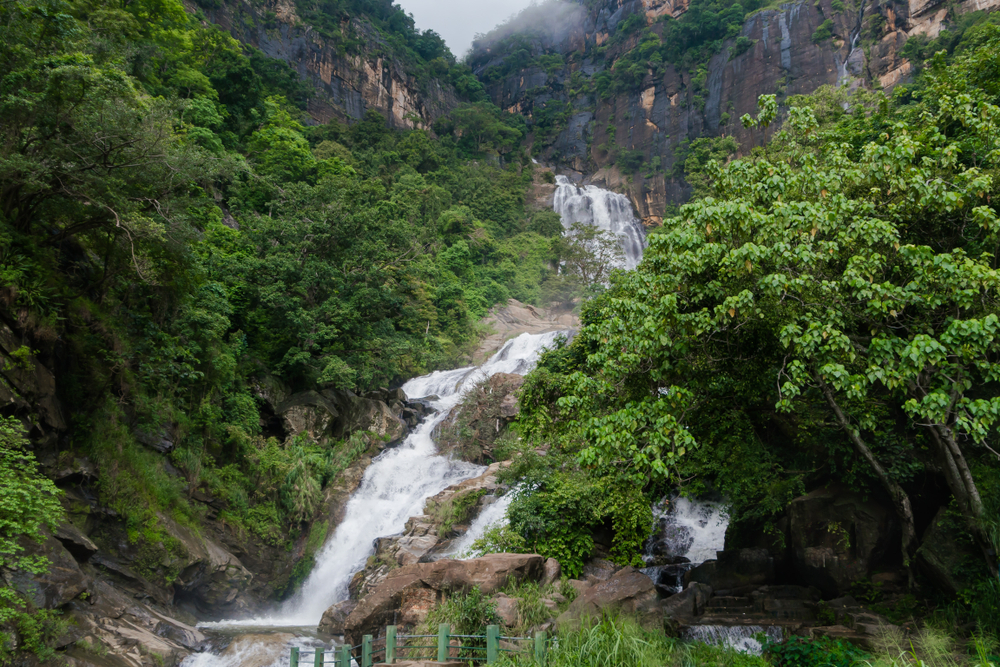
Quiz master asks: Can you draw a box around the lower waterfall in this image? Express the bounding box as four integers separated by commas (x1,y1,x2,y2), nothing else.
183,331,566,663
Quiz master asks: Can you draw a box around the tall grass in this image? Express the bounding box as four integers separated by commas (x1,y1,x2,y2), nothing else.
494,615,768,667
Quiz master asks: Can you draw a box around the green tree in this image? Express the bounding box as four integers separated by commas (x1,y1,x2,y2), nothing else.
0,417,65,663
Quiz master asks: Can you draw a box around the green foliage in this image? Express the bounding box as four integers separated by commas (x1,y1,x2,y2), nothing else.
0,0,554,585
463,521,528,558
730,35,756,59
764,636,869,667
491,614,770,667
0,418,66,663
516,28,1000,585
423,587,499,659
811,19,835,43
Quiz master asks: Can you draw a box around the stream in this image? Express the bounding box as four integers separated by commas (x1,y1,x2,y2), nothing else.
182,176,754,665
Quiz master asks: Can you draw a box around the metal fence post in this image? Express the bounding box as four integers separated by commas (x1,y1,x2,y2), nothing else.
362,635,373,667
486,624,500,663
314,647,324,667
535,630,547,664
290,647,300,667
437,623,450,662
340,644,350,667
385,625,397,664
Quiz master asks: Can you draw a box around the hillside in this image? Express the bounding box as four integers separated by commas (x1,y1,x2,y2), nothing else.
468,0,1000,222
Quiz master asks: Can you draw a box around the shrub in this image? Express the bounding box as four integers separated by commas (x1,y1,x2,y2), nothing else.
812,19,835,43
765,635,869,667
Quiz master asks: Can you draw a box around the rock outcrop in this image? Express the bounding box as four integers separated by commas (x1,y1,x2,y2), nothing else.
343,554,546,645
471,0,1000,218
187,0,460,128
556,567,660,628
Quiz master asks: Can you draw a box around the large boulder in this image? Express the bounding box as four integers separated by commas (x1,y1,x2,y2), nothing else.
152,513,253,612
319,600,358,635
276,389,406,445
788,486,898,597
4,529,89,609
556,568,659,628
343,554,545,645
661,582,712,621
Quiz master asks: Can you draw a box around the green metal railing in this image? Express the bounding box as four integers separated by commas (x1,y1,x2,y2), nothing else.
290,624,549,666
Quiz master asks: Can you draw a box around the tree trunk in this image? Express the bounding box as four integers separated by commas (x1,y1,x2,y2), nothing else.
925,424,998,578
815,372,920,585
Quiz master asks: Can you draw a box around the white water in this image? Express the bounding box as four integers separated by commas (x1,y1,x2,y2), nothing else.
192,332,565,639
553,175,647,269
683,625,783,654
641,497,729,595
448,491,517,558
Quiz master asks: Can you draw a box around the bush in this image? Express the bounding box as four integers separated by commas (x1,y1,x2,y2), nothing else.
765,635,869,667
812,19,835,43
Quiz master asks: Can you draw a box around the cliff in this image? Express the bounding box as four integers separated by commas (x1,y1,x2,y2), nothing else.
470,0,1000,222
186,0,461,128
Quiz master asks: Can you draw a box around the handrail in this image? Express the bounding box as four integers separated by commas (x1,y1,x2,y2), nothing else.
289,624,548,666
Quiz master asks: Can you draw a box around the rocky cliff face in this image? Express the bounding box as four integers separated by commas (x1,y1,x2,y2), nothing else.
471,0,999,222
186,0,460,128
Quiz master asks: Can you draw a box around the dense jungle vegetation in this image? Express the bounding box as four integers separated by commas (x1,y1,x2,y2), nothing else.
0,0,575,656
482,16,1000,642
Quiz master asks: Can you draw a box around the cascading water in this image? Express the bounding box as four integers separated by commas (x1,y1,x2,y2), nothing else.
183,174,654,665
836,0,867,86
183,332,566,664
553,175,647,270
447,491,516,558
641,497,729,596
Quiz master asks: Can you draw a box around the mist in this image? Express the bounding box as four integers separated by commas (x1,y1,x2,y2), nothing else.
470,0,588,54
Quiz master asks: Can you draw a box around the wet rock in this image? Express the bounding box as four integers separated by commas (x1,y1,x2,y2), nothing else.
5,529,89,609
54,521,98,562
684,548,775,592
320,600,359,634
557,567,659,627
59,579,205,666
661,582,712,620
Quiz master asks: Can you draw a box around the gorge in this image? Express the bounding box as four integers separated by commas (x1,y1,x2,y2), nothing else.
2,0,1000,666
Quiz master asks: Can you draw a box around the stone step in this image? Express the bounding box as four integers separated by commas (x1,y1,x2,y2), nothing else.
706,597,753,609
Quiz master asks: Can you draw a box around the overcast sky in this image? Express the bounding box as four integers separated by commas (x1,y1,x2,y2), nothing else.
395,0,537,60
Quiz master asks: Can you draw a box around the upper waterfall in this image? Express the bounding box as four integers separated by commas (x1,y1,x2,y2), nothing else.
553,175,648,269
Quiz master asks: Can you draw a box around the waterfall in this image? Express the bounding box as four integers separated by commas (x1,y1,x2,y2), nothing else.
447,490,517,558
641,497,729,595
193,331,566,635
682,625,783,653
553,175,647,269
837,0,867,86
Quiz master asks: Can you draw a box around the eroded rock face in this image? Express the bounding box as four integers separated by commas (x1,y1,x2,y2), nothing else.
471,0,998,218
190,0,460,128
661,582,712,621
343,554,545,645
319,599,359,635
